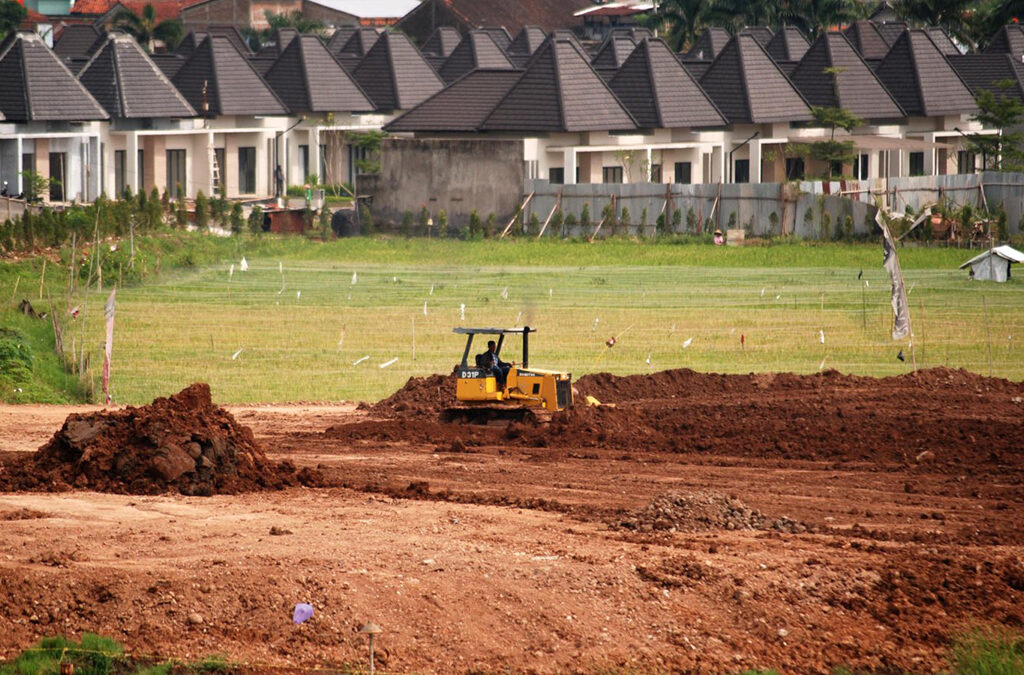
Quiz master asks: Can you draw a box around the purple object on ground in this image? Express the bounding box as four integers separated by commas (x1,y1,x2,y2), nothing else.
293,603,314,624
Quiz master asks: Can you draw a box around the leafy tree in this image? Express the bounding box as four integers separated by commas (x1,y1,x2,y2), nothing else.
247,205,264,235
895,0,973,45
244,10,324,50
0,0,26,40
639,0,712,51
786,0,856,38
229,203,244,235
968,79,1024,171
111,3,184,52
793,105,864,179
194,190,209,228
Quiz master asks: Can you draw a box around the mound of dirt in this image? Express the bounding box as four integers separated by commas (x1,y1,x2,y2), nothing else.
370,373,456,417
0,383,321,495
618,491,806,533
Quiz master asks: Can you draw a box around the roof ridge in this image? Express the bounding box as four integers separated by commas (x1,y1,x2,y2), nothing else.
551,40,567,130
642,41,663,127
131,33,195,115
18,36,32,123
112,37,127,117
297,36,314,112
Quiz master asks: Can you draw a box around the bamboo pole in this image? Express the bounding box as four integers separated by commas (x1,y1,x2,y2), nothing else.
537,189,561,239
500,192,533,239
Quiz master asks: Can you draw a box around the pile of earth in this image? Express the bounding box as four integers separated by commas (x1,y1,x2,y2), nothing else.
368,373,456,418
617,491,807,533
0,383,321,495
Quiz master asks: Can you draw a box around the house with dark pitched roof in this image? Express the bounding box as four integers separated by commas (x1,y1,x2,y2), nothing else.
843,20,891,64
699,34,812,182
438,30,515,84
874,29,982,174
168,35,290,197
351,31,444,112
683,27,731,62
419,26,461,70
395,0,590,46
78,32,198,196
0,31,108,201
506,25,546,67
329,26,379,71
262,33,386,188
765,26,809,65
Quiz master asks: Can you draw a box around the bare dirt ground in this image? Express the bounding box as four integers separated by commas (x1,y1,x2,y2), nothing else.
1,368,1023,674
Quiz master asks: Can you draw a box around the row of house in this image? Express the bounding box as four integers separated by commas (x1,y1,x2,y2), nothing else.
2,20,1024,205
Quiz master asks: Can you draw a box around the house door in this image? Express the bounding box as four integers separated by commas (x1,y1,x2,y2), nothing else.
48,152,66,201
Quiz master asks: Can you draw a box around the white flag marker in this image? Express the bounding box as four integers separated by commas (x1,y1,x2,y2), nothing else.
240,257,248,271
460,303,465,320
380,357,398,368
229,264,235,280
682,337,693,348
296,290,301,300
819,329,825,344
429,284,434,295
351,272,358,285
645,352,652,365
501,287,509,300
232,348,244,360
353,355,369,366
423,301,428,316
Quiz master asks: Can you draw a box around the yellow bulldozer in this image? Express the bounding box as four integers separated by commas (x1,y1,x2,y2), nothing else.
443,326,573,424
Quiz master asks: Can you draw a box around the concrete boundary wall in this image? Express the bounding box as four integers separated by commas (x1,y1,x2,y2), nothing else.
521,173,1024,239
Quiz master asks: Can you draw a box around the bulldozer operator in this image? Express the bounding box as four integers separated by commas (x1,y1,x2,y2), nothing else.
477,340,513,389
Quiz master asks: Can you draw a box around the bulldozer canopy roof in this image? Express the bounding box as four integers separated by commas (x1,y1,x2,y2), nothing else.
453,327,536,335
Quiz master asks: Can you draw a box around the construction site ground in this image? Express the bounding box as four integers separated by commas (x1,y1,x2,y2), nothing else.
1,367,1023,674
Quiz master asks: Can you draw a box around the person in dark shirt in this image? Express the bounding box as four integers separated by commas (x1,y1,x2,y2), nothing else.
480,340,511,389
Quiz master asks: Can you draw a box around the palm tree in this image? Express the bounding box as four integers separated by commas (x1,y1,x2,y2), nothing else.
111,3,184,52
895,0,974,45
787,0,856,37
644,0,713,51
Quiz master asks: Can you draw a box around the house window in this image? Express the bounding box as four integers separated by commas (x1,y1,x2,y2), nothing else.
238,147,256,194
21,152,34,176
214,148,226,195
525,160,538,180
674,161,691,184
166,149,186,194
114,150,126,197
957,150,975,174
319,143,327,183
650,163,662,182
48,152,66,201
602,166,623,183
830,160,843,177
299,145,309,180
734,159,750,184
909,152,925,177
549,167,564,184
856,153,869,179
785,157,804,180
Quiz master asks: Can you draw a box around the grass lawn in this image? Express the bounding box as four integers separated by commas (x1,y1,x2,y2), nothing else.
2,235,1021,404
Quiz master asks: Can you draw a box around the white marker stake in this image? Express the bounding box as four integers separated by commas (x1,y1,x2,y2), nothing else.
423,300,428,316
460,303,465,320
501,287,509,300
232,348,244,360
229,264,234,280
776,294,781,300
865,280,869,287
593,317,599,331
297,290,301,300
514,311,522,325
429,284,434,295
645,352,652,365
278,262,283,274
760,287,765,297
549,288,553,298
351,272,358,285
240,257,248,271
819,357,827,371
353,355,370,366
380,357,398,369
393,276,397,283
682,337,693,349
819,329,825,344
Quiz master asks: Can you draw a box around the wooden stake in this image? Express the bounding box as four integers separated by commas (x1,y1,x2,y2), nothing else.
9,274,20,307
500,192,534,239
587,216,606,243
982,293,993,377
537,189,561,239
39,259,46,300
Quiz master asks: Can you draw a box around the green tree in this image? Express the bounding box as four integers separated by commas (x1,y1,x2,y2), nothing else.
248,205,264,235
111,3,184,52
968,80,1024,171
229,203,244,235
640,0,712,52
792,105,864,179
0,0,27,40
194,190,209,228
244,10,325,50
895,0,972,45
787,0,856,38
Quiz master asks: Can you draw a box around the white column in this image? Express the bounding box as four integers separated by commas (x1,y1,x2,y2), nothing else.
645,147,652,182
207,130,216,196
126,132,139,193
14,136,22,195
563,147,576,185
750,139,762,183
308,127,320,182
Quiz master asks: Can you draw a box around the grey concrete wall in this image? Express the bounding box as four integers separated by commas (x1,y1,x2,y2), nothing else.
362,138,524,229
523,172,1024,239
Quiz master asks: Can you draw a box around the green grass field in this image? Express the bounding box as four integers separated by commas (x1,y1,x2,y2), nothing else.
2,235,1021,404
